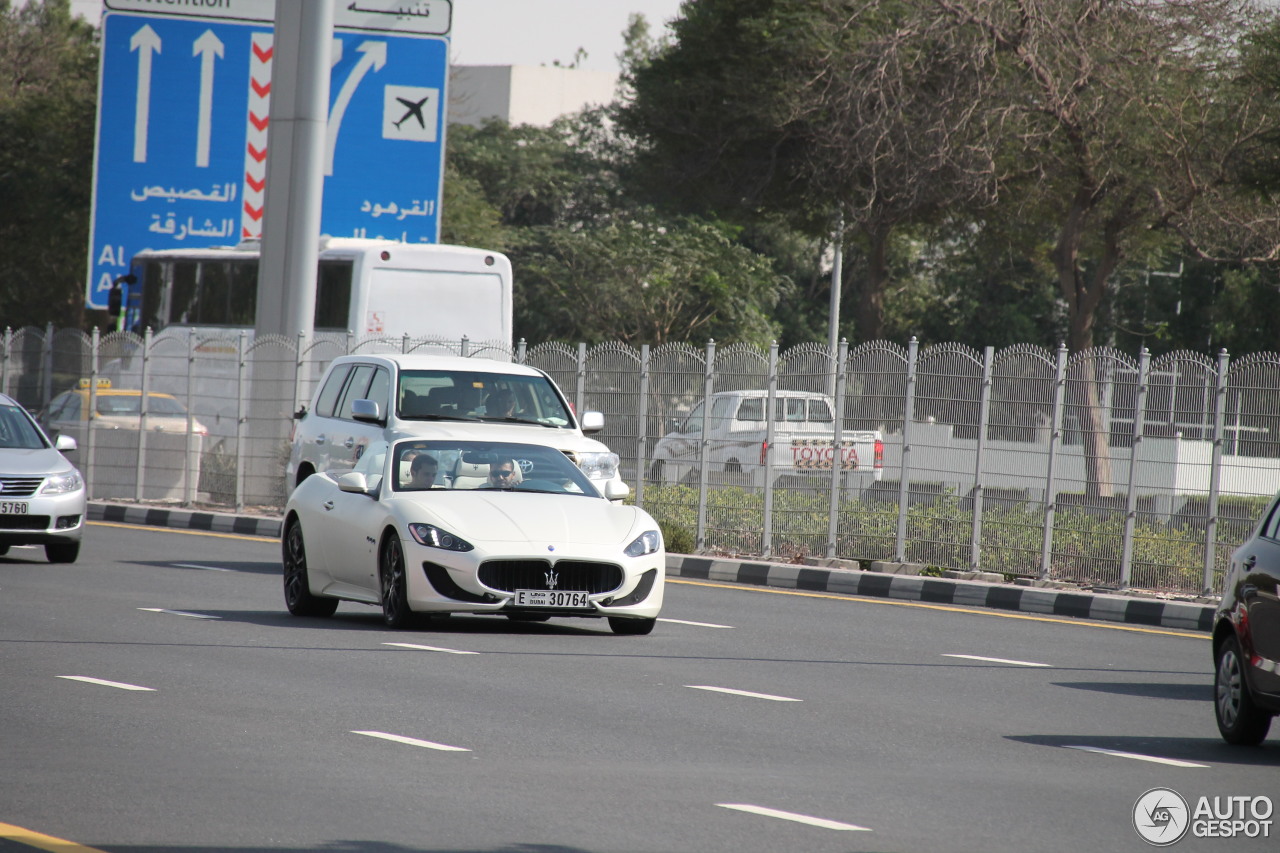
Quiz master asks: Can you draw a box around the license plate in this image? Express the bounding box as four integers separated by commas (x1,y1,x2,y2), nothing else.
514,589,590,608
0,501,28,514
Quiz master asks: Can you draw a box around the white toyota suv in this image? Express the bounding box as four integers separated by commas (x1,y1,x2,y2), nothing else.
286,354,627,498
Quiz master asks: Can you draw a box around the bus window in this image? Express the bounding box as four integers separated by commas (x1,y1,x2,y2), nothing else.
170,261,199,325
315,260,353,330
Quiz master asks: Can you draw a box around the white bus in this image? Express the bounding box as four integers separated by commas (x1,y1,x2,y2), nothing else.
121,237,513,345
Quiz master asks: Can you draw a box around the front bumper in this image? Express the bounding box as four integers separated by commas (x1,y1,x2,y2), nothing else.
405,539,665,619
0,490,86,546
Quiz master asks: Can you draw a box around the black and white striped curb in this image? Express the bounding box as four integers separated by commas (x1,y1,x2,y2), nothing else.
666,555,1215,633
90,502,282,539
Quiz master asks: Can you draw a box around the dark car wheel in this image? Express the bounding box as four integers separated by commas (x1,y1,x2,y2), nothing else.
380,535,419,629
1215,633,1272,745
282,518,338,617
45,542,79,564
608,616,656,636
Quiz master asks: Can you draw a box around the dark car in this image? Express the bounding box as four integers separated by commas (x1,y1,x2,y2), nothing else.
1212,492,1280,744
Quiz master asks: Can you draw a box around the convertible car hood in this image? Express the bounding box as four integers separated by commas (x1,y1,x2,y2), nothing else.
423,493,643,546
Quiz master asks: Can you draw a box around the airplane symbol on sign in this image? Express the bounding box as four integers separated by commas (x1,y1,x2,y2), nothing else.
393,95,431,130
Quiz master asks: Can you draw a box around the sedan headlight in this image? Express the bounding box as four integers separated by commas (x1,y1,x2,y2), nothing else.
624,529,662,558
408,523,474,552
41,470,84,495
577,451,619,480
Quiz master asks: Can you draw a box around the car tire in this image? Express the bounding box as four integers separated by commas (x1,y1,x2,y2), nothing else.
380,534,420,629
0,544,10,556
282,518,338,617
1214,633,1272,745
608,616,656,636
45,542,79,564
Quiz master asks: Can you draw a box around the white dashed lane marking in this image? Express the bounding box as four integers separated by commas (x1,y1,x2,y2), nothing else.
659,617,734,628
383,642,479,655
716,803,871,831
138,608,220,620
943,653,1051,667
56,676,155,692
1063,745,1209,768
351,731,471,752
686,685,802,702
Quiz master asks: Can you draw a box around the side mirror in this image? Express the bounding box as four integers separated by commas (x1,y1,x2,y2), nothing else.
580,410,605,433
351,398,382,424
337,472,369,494
54,434,77,452
603,480,630,501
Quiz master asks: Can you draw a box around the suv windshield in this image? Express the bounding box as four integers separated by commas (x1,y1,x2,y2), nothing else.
397,370,572,428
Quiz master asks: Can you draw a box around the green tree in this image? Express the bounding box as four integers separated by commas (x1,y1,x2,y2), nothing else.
0,0,97,330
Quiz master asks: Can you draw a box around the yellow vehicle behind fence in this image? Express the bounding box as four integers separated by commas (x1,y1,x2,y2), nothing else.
39,380,209,437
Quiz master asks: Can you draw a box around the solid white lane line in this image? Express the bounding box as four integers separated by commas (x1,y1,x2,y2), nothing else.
56,676,155,692
351,731,471,752
382,642,479,655
172,563,233,572
944,653,1051,667
1063,745,1208,768
686,685,802,702
138,608,220,620
716,804,871,832
659,617,734,628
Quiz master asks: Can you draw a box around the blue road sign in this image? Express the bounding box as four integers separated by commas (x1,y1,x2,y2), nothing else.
87,10,448,309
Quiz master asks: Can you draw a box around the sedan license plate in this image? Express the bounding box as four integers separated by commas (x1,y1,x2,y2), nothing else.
514,589,590,608
0,501,28,514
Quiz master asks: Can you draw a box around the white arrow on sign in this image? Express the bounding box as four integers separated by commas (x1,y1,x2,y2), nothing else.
130,24,161,163
325,40,386,176
193,30,225,168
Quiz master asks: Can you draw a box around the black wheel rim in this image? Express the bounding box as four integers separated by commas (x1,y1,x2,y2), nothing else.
283,522,307,606
382,538,406,622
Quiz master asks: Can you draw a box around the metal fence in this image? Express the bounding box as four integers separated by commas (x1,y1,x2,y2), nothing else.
5,325,1280,595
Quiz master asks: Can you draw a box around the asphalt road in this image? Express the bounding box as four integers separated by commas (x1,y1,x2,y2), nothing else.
1,521,1276,853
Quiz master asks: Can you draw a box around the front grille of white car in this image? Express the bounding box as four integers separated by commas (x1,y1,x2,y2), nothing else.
479,559,623,594
0,476,43,497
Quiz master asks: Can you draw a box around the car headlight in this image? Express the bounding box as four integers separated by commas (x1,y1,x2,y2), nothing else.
41,470,84,495
577,451,619,480
408,523,474,552
624,529,662,558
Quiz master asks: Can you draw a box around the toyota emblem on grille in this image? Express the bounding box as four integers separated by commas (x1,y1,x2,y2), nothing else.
545,569,559,590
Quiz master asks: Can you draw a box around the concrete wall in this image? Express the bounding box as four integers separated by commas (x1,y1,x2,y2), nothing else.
449,65,618,127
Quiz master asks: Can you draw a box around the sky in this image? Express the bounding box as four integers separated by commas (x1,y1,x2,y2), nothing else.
69,1,689,75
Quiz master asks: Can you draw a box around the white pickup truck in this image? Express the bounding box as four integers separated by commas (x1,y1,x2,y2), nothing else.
649,390,883,485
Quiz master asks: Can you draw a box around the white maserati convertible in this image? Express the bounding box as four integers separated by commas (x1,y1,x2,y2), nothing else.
281,438,665,634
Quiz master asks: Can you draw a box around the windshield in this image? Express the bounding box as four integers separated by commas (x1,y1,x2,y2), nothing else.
0,404,49,450
397,369,572,428
391,440,598,497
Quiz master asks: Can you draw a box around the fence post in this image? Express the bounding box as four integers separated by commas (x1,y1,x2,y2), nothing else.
85,328,99,498
762,341,779,559
1039,344,1068,579
516,338,527,365
345,330,355,355
183,332,198,506
135,328,153,502
1120,348,1151,589
695,339,716,553
826,339,849,558
41,322,54,409
575,342,587,417
402,333,410,354
460,335,470,358
1204,349,1230,595
1,327,10,396
969,346,995,571
235,331,249,512
895,338,919,563
635,344,650,507
293,331,308,417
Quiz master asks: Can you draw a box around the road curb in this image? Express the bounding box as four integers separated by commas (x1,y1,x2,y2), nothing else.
90,502,282,539
88,502,1214,633
666,554,1215,633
